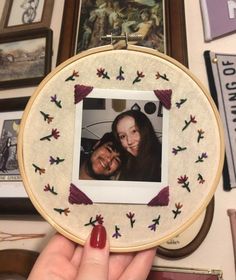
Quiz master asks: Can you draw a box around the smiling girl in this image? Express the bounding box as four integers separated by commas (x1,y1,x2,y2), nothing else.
112,110,162,182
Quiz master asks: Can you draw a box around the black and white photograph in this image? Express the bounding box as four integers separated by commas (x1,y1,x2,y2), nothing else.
0,117,21,181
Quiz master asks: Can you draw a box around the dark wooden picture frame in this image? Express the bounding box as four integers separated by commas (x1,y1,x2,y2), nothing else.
147,265,223,280
0,0,55,32
156,197,215,259
0,249,39,279
57,0,188,67
0,27,53,90
0,97,37,215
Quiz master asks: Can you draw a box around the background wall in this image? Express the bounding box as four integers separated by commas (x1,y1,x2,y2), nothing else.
0,1,235,280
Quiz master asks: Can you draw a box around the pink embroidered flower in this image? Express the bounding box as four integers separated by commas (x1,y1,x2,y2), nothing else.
51,128,60,139
177,175,188,184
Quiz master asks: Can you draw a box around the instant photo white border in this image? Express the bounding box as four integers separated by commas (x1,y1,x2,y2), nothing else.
72,88,169,204
0,111,27,198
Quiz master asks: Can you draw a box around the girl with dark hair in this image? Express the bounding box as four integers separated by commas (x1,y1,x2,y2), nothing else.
112,110,162,182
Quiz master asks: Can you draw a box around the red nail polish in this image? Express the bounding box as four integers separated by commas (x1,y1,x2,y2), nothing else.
90,224,106,249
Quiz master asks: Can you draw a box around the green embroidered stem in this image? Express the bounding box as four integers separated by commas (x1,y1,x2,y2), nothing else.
132,71,145,84
172,146,187,155
40,129,60,141
182,115,197,131
176,98,187,108
195,152,208,163
172,203,183,219
40,111,54,124
197,129,205,143
177,175,190,192
32,164,45,175
44,184,58,195
54,208,70,216
148,215,160,231
155,71,169,81
65,70,79,81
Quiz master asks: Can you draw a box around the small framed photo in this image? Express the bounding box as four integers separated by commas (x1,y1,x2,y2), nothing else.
147,266,223,280
0,0,55,32
0,97,37,215
72,88,168,204
0,28,52,89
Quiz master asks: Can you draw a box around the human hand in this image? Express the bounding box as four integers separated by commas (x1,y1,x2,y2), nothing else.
28,225,156,280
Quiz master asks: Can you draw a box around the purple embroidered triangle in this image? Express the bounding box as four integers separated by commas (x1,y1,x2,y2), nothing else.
154,89,172,109
147,186,169,206
68,183,93,205
74,84,93,104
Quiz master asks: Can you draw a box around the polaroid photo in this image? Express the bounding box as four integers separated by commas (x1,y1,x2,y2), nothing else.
72,88,169,204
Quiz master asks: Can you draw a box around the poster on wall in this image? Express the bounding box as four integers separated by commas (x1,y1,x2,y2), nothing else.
200,0,236,41
204,50,236,191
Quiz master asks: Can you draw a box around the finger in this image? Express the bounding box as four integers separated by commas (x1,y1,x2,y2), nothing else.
76,225,109,280
108,253,134,280
40,233,77,260
71,245,83,267
119,248,156,280
28,233,78,280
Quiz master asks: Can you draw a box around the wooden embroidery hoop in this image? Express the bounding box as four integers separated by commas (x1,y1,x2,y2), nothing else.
18,43,224,252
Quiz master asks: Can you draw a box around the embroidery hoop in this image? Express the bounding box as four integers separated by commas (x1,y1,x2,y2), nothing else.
18,44,224,252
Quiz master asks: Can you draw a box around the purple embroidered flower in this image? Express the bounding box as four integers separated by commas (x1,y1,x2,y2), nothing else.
172,146,187,155
116,66,125,80
148,215,160,232
195,152,208,163
50,95,62,108
177,175,188,184
51,128,60,139
49,156,64,165
112,226,121,239
96,215,104,225
177,175,190,192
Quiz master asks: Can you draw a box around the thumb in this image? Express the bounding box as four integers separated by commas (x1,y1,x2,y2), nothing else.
76,225,109,280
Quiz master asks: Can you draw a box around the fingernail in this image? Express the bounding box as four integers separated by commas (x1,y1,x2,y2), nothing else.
90,225,106,249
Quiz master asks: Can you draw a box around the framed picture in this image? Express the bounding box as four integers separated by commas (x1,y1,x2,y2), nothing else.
147,266,223,280
73,91,166,203
157,197,215,258
57,0,188,67
0,249,39,279
0,27,53,89
0,0,55,33
0,97,37,215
